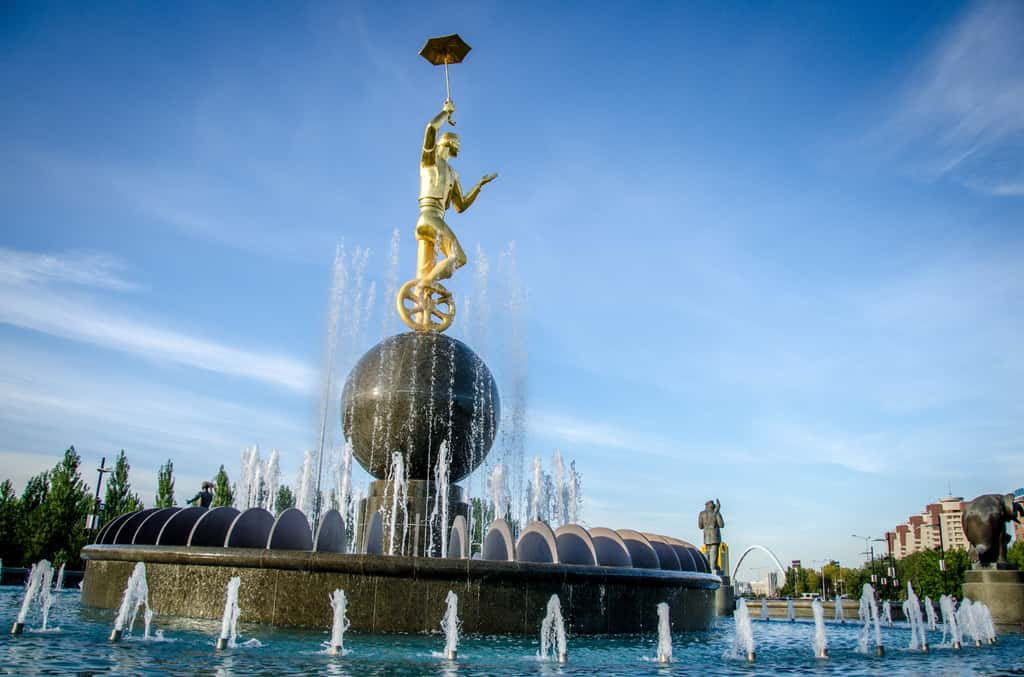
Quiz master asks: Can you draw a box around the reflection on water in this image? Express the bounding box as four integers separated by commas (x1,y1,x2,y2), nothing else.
1,587,1022,676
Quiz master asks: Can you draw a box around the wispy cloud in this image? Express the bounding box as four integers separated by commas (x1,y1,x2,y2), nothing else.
878,1,1024,192
0,340,310,494
0,247,139,291
530,409,679,458
0,248,315,393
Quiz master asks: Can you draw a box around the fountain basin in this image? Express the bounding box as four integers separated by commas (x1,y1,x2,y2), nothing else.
81,544,719,634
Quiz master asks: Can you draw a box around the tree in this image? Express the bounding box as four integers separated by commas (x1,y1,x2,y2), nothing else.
17,469,51,566
211,465,235,507
155,459,175,508
896,548,970,600
469,497,495,557
274,485,296,513
22,447,93,567
0,480,23,565
1007,539,1024,570
102,450,142,526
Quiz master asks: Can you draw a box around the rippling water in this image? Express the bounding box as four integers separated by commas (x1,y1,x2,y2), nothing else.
1,587,1022,676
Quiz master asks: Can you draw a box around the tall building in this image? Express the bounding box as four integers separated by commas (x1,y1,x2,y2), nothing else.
888,496,967,559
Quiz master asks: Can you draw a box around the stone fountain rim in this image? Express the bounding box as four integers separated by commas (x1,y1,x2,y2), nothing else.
81,544,721,589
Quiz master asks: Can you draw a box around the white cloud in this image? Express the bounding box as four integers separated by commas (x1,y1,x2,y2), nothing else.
0,248,315,393
879,1,1024,190
529,409,680,458
0,340,310,496
0,247,139,291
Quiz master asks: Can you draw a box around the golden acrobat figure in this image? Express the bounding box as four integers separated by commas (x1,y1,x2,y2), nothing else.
397,35,497,333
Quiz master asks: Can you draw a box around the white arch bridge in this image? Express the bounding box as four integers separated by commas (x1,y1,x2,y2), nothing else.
732,544,788,585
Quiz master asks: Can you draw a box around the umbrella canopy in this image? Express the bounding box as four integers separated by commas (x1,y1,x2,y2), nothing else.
419,34,471,65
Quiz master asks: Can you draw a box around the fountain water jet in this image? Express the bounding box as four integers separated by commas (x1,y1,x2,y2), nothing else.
217,576,241,650
328,589,350,656
833,594,844,624
760,598,769,621
539,594,567,663
939,593,962,650
732,598,755,662
958,598,981,647
54,563,65,592
656,602,672,663
787,598,795,622
882,599,893,627
110,562,152,641
811,599,828,658
924,595,937,630
440,590,460,660
857,584,883,656
904,582,928,652
11,560,51,635
39,564,56,632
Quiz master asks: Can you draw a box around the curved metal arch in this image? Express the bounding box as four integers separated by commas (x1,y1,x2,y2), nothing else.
732,544,788,584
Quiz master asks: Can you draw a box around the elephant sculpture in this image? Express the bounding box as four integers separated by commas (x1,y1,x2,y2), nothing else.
962,493,1024,567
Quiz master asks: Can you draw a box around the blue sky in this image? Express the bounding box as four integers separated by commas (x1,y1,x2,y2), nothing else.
1,1,1022,576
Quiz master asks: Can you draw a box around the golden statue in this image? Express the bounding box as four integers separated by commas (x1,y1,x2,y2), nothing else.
397,35,497,333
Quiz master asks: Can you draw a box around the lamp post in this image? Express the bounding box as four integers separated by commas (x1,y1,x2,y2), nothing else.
853,534,886,594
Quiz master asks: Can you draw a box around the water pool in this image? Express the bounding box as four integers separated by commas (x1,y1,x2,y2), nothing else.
2,587,1021,676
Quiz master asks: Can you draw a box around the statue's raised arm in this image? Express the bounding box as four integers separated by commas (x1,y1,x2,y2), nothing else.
422,100,455,166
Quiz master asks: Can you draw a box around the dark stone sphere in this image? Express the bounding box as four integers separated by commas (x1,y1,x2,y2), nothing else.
341,332,500,482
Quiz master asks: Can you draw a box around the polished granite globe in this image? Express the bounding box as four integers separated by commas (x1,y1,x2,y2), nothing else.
341,332,500,482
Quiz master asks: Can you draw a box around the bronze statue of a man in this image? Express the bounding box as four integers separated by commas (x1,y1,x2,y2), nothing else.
416,99,497,287
698,499,724,575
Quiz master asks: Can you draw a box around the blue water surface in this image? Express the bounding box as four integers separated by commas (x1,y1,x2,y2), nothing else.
1,587,1022,676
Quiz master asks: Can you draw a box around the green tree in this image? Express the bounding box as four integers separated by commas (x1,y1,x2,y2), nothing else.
469,497,495,557
0,480,23,565
274,485,295,513
155,459,175,508
101,450,142,526
212,465,235,507
1007,539,1024,570
897,548,969,600
24,447,92,567
17,470,51,566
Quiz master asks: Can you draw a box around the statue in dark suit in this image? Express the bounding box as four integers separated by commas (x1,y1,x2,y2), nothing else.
699,499,724,575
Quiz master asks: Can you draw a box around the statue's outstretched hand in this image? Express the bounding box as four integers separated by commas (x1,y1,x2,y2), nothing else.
443,99,455,114
481,172,498,185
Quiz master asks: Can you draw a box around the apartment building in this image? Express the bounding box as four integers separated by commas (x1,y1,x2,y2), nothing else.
887,496,967,559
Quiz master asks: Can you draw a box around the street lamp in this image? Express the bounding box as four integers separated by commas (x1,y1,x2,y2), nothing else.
853,534,886,593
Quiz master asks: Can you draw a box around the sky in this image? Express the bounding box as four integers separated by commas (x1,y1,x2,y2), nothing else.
1,1,1022,578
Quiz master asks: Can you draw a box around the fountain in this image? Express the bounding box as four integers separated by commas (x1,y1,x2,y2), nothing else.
857,584,884,656
834,594,844,623
217,576,241,650
761,598,769,621
786,597,795,622
78,32,720,637
811,599,828,658
54,563,66,592
110,562,152,641
939,593,962,650
327,589,350,656
883,599,893,627
538,594,567,663
904,582,928,652
440,590,460,660
731,598,755,662
39,564,56,632
11,560,52,635
963,598,983,646
656,602,672,663
924,595,937,630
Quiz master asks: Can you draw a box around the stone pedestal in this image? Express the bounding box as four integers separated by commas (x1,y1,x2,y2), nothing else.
357,479,468,556
963,568,1024,633
715,574,735,616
